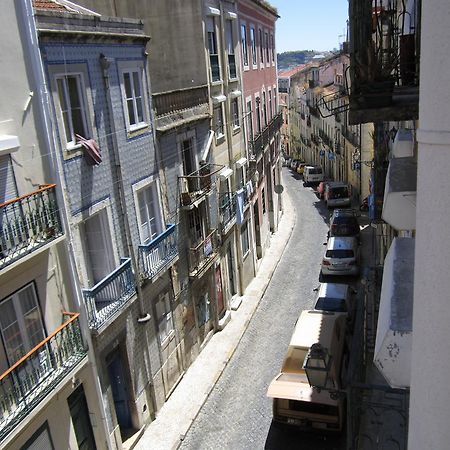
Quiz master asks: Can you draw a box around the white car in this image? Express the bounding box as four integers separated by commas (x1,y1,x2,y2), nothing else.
321,237,359,277
304,165,324,185
313,282,353,313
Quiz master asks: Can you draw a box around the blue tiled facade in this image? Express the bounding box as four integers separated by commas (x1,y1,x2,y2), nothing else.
42,41,158,251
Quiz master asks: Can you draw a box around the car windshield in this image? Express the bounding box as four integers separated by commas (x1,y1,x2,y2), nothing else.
329,187,349,198
310,168,322,174
315,297,347,312
331,224,359,236
326,249,354,258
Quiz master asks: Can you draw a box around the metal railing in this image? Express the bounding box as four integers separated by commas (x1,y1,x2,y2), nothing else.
138,224,178,281
189,230,218,276
0,312,86,442
219,193,236,230
250,111,283,159
210,54,220,82
82,258,136,330
179,163,223,207
228,54,237,79
0,184,62,270
152,86,209,117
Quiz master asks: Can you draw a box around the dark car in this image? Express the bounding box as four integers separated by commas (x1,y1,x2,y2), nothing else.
328,209,360,239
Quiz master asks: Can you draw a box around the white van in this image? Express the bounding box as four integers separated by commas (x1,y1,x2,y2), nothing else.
325,182,351,208
304,165,324,185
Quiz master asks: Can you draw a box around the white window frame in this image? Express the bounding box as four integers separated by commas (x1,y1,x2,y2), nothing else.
207,17,221,82
250,26,257,67
259,28,264,65
246,97,253,143
55,73,89,150
241,23,249,68
119,62,149,132
226,20,237,80
155,292,174,346
133,177,164,244
214,104,225,139
240,220,250,257
231,97,240,129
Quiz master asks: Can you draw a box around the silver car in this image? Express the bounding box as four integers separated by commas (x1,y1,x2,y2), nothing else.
321,237,359,276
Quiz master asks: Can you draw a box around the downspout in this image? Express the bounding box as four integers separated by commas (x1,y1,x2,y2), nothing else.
20,1,112,448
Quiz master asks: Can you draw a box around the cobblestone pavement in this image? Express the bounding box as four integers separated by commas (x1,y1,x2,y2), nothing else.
179,168,345,450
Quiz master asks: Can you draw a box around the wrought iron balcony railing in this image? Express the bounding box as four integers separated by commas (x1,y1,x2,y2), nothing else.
249,111,283,159
179,163,224,208
189,230,219,277
0,184,63,270
210,54,221,82
219,193,236,231
311,134,320,146
0,312,86,442
319,130,333,148
83,258,136,330
228,54,237,79
152,86,209,117
138,224,178,281
309,105,320,118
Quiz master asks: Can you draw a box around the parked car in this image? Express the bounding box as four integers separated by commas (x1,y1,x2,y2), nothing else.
282,156,292,167
329,209,360,240
296,162,306,175
325,182,351,208
317,181,330,199
304,165,324,185
313,282,354,313
290,159,301,170
321,237,360,277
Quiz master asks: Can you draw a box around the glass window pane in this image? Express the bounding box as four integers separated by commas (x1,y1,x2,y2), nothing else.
127,99,136,125
132,72,141,96
57,79,67,112
67,76,81,109
136,98,144,123
71,108,85,137
123,72,132,98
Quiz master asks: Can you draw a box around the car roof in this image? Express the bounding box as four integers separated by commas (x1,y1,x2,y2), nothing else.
318,283,350,298
327,236,358,250
327,181,348,188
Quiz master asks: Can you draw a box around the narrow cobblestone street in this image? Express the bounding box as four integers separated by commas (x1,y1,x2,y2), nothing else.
179,168,346,450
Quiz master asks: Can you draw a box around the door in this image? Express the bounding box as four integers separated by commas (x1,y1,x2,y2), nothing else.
253,202,261,258
107,349,132,431
68,385,97,450
227,243,236,296
83,210,115,284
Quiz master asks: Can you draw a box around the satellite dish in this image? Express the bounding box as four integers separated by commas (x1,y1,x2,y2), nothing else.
274,184,284,194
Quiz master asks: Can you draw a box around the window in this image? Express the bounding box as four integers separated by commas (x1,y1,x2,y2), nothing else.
207,17,220,81
269,90,273,119
189,208,204,245
271,34,275,62
231,98,240,128
21,422,54,450
156,293,174,345
256,97,261,133
241,220,250,256
263,91,267,127
250,27,257,65
214,105,224,138
262,188,266,214
137,182,162,244
259,29,264,63
56,74,88,148
241,24,248,66
0,283,45,366
265,32,269,63
246,100,253,142
226,21,237,79
121,69,147,130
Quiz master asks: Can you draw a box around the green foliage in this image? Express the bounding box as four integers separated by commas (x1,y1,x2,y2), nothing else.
277,50,321,70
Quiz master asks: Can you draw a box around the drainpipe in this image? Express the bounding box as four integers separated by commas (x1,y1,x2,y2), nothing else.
19,1,112,448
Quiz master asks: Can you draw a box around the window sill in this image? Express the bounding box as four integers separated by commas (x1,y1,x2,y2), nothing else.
232,126,241,135
252,64,258,70
63,143,84,160
215,134,226,145
229,77,239,83
242,249,250,261
160,330,175,349
243,66,250,72
127,123,150,139
211,80,223,87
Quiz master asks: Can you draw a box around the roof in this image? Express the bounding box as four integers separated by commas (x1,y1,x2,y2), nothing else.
327,236,358,250
318,283,350,300
33,0,100,15
278,65,306,79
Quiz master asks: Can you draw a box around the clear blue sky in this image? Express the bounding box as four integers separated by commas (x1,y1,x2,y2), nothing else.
270,0,349,53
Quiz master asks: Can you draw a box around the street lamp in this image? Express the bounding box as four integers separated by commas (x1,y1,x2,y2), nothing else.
303,343,332,390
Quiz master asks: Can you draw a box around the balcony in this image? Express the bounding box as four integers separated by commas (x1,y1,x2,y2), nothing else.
210,54,221,82
219,193,236,233
138,224,178,281
311,134,320,146
0,184,63,271
348,0,420,124
179,163,224,209
319,130,332,148
153,86,209,117
82,258,136,330
0,312,86,442
189,230,219,278
249,112,283,159
228,54,237,79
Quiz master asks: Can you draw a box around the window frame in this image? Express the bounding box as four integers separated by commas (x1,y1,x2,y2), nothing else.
207,16,222,82
241,23,249,67
240,220,250,257
155,292,174,347
226,20,237,80
231,97,240,129
213,104,225,139
259,28,264,64
250,27,257,67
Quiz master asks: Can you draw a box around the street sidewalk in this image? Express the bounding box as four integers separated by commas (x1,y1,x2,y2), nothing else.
132,194,296,450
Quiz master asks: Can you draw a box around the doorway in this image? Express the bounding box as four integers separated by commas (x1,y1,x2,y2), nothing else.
68,385,97,450
253,202,262,259
226,243,236,297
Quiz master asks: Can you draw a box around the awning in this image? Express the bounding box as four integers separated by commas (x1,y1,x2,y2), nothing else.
374,237,414,389
235,157,247,168
212,94,226,104
0,135,20,156
219,167,233,180
392,128,414,158
382,156,417,230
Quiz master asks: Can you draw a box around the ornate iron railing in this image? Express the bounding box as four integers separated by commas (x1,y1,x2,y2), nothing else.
219,193,236,230
0,184,62,270
138,224,178,281
0,313,86,442
152,86,209,117
82,258,136,330
250,111,283,159
189,230,218,277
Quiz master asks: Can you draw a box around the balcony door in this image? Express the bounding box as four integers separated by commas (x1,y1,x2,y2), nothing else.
137,183,162,245
83,210,115,285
